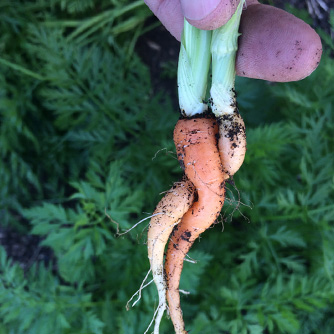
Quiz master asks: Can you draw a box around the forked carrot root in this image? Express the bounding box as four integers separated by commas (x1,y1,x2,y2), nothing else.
147,179,195,333
165,116,226,333
141,2,247,331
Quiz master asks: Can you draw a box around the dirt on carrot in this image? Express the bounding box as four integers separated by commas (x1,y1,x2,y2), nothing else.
218,111,247,178
147,179,195,333
164,116,226,333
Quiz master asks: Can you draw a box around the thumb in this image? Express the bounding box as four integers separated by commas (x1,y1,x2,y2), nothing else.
180,0,240,30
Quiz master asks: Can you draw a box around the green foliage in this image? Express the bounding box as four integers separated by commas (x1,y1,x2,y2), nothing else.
1,1,334,334
0,246,105,334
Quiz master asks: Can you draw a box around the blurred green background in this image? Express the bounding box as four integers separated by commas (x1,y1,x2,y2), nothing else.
0,1,333,333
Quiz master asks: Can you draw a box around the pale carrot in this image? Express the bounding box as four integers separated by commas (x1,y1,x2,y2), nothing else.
147,179,195,334
218,111,246,179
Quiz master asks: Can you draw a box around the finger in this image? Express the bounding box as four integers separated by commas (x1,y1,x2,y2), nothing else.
236,3,322,81
143,0,184,40
144,0,241,41
181,0,240,31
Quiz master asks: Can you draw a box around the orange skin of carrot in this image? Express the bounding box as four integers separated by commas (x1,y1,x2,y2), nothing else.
165,117,226,334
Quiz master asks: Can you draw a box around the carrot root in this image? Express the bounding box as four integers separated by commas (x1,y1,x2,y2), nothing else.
126,270,153,310
218,111,246,179
145,113,246,333
147,180,195,333
165,117,226,333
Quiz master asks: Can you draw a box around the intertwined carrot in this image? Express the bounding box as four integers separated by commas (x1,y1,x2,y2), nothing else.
165,116,226,333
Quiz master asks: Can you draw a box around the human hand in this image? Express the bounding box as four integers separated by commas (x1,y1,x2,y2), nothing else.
144,0,322,82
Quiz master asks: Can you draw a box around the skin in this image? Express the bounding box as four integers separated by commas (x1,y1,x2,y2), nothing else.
144,0,322,82
147,179,195,334
165,117,226,333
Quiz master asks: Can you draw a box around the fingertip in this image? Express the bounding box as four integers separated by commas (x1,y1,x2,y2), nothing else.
144,0,184,41
294,29,322,80
236,4,323,82
183,0,240,31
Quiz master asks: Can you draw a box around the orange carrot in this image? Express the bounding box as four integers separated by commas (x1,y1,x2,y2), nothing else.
147,179,195,334
165,116,226,334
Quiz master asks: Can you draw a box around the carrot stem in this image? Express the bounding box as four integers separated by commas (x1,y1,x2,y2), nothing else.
177,20,212,116
210,0,245,116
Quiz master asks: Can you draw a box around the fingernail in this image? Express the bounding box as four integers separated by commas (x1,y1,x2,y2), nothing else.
181,0,221,21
